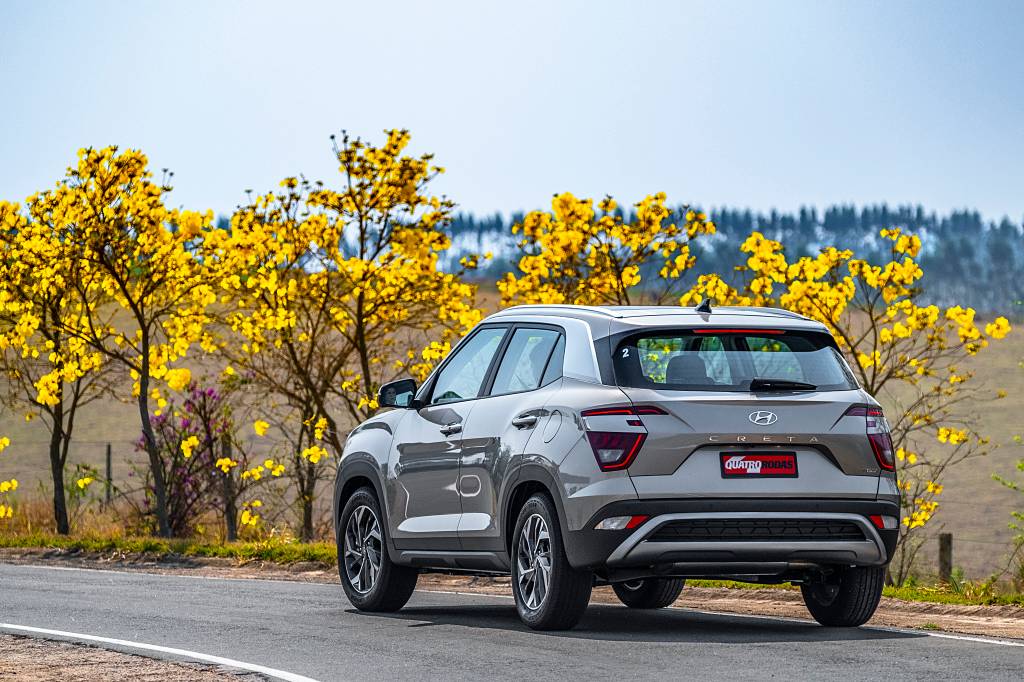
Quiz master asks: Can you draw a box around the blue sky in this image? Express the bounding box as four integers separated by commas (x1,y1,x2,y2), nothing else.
2,0,1022,220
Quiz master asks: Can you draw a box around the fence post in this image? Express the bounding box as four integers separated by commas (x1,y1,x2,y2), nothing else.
938,532,953,583
105,443,112,505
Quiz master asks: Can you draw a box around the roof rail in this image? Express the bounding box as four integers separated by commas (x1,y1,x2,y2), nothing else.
722,306,812,321
492,304,619,318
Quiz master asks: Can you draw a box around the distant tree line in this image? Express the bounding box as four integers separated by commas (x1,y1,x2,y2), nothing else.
445,204,1024,313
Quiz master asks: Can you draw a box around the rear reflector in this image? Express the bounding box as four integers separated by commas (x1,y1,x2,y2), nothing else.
869,514,899,530
595,515,650,531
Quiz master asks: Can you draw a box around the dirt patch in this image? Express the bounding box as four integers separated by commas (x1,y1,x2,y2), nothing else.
0,634,241,681
3,547,1023,641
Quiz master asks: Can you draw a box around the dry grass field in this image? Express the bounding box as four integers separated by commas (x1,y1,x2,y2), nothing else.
1,291,1021,579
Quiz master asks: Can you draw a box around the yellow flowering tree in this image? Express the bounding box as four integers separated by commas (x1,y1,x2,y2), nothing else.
499,192,716,306
683,228,1012,581
211,130,484,535
0,436,15,520
32,147,217,537
0,200,115,534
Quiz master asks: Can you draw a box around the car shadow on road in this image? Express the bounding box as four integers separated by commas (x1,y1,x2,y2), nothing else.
352,602,924,644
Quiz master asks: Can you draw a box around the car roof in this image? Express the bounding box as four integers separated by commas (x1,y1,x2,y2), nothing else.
485,304,830,337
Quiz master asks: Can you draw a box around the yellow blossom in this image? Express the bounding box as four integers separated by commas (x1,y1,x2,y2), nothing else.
180,435,200,458
301,445,328,464
165,368,192,392
215,457,238,474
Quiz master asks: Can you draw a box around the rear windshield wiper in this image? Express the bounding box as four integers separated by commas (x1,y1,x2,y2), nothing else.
749,378,817,392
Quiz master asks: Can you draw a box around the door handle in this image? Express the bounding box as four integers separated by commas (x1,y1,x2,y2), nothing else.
512,414,538,429
440,422,462,436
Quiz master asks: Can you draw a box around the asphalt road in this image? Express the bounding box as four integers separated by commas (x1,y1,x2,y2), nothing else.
0,563,1021,681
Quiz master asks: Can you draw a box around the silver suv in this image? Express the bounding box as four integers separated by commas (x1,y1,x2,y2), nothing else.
333,304,900,630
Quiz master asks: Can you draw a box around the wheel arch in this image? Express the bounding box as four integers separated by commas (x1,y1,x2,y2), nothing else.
502,464,570,558
334,460,400,562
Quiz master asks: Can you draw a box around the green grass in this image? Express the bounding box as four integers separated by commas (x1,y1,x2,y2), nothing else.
687,578,796,591
679,578,1024,607
881,583,1024,607
0,532,337,565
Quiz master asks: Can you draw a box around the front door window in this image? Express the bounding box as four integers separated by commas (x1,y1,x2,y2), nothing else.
431,328,506,403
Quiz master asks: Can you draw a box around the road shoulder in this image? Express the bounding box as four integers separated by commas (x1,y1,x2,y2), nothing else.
0,633,240,681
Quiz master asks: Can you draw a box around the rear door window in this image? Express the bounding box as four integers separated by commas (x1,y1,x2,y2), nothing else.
489,328,561,396
540,334,565,386
616,330,856,392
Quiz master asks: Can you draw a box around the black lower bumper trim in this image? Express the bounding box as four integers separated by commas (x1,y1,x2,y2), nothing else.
564,498,900,570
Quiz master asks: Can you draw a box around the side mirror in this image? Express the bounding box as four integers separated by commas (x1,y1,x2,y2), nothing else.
378,378,418,409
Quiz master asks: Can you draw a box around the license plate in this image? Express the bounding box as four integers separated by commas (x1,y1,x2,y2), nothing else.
720,452,798,478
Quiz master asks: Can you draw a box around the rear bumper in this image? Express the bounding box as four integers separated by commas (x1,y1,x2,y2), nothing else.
564,498,900,574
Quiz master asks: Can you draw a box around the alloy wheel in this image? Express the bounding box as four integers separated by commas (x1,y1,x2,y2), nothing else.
344,504,382,594
516,513,552,610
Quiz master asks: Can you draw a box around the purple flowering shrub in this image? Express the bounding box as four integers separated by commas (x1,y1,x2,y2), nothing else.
130,384,229,536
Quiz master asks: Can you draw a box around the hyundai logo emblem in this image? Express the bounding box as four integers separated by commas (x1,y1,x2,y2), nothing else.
748,410,778,426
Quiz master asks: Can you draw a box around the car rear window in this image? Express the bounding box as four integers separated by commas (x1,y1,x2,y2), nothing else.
613,329,857,392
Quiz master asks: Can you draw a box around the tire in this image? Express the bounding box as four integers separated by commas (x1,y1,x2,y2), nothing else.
612,578,686,609
511,493,593,630
801,565,885,627
338,487,418,612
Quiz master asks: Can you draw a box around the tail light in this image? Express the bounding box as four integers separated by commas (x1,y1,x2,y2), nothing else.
845,405,895,471
581,406,663,471
585,431,646,470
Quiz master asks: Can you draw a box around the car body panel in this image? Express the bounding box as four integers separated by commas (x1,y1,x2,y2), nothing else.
456,384,560,550
387,402,475,549
615,387,884,479
629,447,880,499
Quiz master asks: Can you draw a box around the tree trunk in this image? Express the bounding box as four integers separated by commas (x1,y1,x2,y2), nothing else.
48,427,70,535
300,460,315,542
47,397,70,534
222,436,238,542
137,351,170,537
